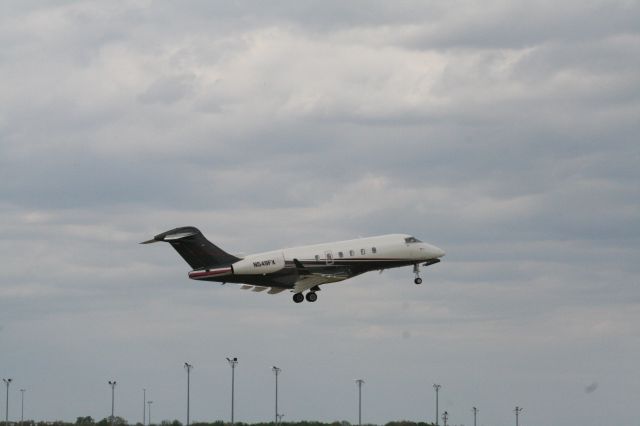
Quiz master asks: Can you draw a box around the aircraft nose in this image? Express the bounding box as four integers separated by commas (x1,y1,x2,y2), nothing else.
424,244,445,258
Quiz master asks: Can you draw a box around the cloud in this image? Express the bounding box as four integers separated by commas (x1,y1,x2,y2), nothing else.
0,1,639,426
138,74,196,105
585,382,599,394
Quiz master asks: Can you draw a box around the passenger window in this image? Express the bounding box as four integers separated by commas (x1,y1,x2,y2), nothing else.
338,251,344,258
372,247,377,254
361,248,366,255
349,249,355,256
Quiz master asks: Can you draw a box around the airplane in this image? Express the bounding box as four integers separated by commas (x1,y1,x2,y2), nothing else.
142,226,445,303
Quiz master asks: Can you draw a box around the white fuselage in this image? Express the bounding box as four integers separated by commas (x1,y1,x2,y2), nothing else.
234,234,445,274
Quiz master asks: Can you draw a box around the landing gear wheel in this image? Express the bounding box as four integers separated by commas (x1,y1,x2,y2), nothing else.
293,293,304,303
413,263,422,285
306,292,318,302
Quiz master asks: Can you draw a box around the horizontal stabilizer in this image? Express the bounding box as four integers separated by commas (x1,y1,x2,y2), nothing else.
140,238,159,244
140,227,198,244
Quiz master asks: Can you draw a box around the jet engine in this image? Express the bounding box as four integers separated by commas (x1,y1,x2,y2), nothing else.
231,251,285,275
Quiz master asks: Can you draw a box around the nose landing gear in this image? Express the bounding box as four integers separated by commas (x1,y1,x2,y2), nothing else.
413,263,423,285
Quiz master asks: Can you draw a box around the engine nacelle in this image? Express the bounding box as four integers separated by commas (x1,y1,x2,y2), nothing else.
231,250,285,275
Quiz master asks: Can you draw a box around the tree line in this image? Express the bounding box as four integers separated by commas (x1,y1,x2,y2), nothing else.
10,418,437,426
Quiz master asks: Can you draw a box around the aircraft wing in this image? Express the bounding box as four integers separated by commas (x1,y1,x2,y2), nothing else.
291,260,351,293
227,259,352,296
292,276,331,293
235,272,346,295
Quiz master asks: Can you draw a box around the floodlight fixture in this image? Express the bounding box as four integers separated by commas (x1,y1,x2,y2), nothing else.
20,389,26,426
3,379,12,426
515,406,523,426
226,357,238,426
108,381,117,426
433,384,442,425
184,363,193,426
355,379,365,426
147,401,153,426
272,367,281,425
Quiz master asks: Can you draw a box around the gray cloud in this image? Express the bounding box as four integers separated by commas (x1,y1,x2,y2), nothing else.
1,2,639,426
585,382,599,394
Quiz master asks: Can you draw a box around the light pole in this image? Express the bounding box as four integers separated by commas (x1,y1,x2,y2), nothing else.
515,406,523,426
226,357,238,426
20,389,25,425
184,363,193,426
143,389,146,426
442,411,448,426
472,407,478,426
272,367,281,425
433,384,441,426
3,379,12,426
355,379,364,426
147,401,153,426
108,381,116,426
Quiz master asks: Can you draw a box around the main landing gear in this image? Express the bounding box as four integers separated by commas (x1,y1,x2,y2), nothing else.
292,291,318,303
413,263,423,285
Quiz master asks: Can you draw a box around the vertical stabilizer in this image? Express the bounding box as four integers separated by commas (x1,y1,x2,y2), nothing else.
141,226,239,269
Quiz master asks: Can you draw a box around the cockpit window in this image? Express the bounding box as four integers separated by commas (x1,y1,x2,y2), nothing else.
404,236,422,243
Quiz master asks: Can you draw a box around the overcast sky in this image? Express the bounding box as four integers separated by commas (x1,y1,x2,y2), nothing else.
1,1,639,426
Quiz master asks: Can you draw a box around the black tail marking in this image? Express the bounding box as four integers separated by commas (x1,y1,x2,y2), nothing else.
142,226,239,270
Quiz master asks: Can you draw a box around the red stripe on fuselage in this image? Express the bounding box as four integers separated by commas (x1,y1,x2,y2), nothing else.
189,267,232,279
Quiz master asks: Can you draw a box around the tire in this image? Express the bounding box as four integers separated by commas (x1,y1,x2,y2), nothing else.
414,277,423,285
306,292,318,302
293,293,304,303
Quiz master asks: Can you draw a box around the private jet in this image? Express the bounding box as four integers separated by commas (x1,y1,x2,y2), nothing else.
142,226,445,303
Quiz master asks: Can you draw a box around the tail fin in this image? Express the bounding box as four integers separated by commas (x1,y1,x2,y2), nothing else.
141,226,239,270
